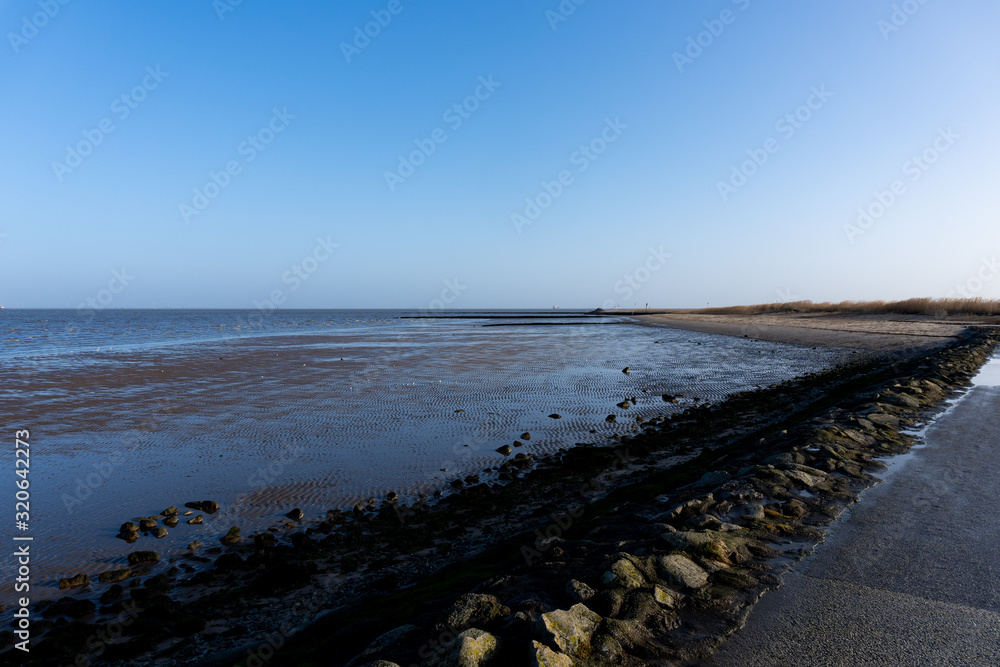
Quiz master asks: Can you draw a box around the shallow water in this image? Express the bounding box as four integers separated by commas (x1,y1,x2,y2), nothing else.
972,354,1000,386
0,309,858,604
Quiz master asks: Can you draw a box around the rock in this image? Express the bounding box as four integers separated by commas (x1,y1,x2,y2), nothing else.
152,527,168,538
687,514,724,530
539,603,602,657
591,633,625,663
439,593,510,631
601,558,645,589
345,625,420,667
521,432,531,440
496,445,513,456
653,584,684,608
138,518,157,531
386,491,399,502
252,563,311,594
662,394,678,403
783,499,809,518
162,506,179,516
622,367,630,374
49,598,96,619
254,532,276,547
883,392,921,408
188,541,202,550
616,401,631,409
657,554,708,590
513,440,524,447
286,508,304,521
185,500,220,514
605,414,616,423
163,516,179,528
215,553,244,571
221,527,241,545
716,480,764,502
100,584,123,604
120,522,139,533
661,530,713,551
659,494,713,520
691,471,731,489
98,568,133,584
187,514,204,525
783,469,823,488
358,662,401,667
58,573,90,589
730,503,765,522
127,551,160,566
548,414,562,419
442,628,497,667
183,510,193,516
761,453,798,467
566,579,595,602
531,641,574,667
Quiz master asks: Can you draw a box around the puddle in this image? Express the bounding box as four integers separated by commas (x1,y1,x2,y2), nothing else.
972,354,1000,386
874,356,999,480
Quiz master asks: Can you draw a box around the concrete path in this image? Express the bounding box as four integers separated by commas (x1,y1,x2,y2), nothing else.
705,379,1000,666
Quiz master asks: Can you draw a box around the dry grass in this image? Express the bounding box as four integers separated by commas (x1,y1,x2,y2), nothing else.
679,298,1000,318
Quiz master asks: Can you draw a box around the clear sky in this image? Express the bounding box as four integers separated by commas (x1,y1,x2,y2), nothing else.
1,0,998,309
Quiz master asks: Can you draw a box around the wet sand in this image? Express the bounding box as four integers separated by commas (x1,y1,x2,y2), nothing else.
8,320,997,666
629,312,980,352
2,318,855,607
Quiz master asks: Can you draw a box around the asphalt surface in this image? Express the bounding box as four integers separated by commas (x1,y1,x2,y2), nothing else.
705,379,1000,667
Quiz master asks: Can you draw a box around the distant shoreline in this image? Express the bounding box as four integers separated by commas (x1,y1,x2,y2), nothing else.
622,311,996,353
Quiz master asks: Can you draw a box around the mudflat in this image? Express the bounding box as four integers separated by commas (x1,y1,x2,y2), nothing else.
630,311,986,352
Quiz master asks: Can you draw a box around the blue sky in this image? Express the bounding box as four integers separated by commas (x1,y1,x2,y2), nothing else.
1,0,998,309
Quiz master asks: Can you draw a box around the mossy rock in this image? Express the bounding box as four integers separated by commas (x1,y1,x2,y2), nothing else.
98,568,133,584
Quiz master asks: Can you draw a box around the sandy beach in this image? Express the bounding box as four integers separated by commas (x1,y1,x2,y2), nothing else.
626,311,994,352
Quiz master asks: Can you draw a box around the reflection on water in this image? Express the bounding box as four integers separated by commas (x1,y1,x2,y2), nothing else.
972,355,1000,386
0,309,859,604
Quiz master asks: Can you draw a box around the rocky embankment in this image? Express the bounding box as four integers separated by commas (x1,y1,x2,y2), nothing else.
6,330,996,667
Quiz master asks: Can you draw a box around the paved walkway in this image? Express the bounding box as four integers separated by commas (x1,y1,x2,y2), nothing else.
706,382,1000,667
